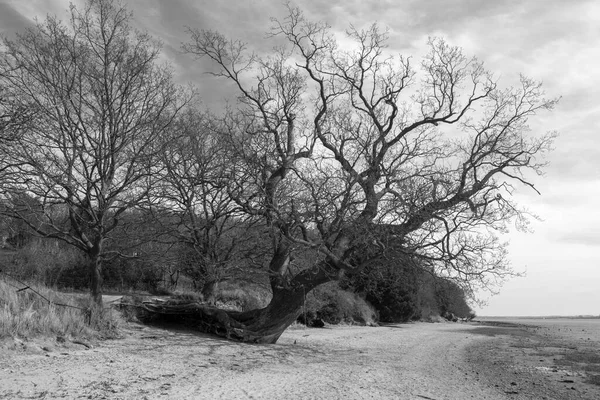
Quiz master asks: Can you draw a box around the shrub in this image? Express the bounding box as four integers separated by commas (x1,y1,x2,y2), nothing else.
2,236,175,294
342,260,420,323
101,257,165,293
435,278,472,319
302,282,378,326
167,280,271,311
366,285,417,322
342,257,474,323
4,238,87,287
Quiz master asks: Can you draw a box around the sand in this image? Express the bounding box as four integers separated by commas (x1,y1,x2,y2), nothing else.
1,319,599,399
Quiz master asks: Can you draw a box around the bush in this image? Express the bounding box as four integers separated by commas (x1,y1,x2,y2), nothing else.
435,278,472,319
102,257,165,293
3,239,87,287
342,256,474,323
342,260,420,323
301,282,378,326
2,235,179,294
412,274,438,321
366,285,418,322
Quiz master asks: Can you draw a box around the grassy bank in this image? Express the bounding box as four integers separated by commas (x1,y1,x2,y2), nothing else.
0,279,122,340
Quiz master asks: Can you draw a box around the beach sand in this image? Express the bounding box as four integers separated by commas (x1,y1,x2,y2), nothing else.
0,319,598,399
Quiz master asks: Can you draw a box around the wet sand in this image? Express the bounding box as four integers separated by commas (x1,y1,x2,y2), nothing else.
467,317,600,400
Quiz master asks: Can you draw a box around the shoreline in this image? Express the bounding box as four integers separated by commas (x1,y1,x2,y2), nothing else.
466,319,600,399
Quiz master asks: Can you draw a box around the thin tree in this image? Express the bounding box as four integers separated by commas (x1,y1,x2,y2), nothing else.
142,7,558,343
147,108,269,301
0,0,188,311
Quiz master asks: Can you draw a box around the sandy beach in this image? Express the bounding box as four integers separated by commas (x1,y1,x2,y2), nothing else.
1,320,599,399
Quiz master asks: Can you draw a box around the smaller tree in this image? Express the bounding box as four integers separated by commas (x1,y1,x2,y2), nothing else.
0,0,188,311
148,109,271,301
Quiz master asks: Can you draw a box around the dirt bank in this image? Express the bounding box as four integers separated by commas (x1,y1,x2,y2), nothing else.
1,321,597,399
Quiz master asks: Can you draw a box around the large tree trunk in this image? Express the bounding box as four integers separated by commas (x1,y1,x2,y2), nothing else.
89,256,103,307
136,285,306,344
132,239,341,343
133,256,339,343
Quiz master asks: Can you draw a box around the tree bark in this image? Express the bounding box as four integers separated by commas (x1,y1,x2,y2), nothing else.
201,280,219,306
136,285,307,344
88,244,104,311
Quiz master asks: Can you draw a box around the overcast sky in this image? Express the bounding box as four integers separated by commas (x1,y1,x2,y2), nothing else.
1,0,598,317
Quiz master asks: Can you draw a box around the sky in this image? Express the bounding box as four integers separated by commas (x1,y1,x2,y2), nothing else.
1,0,598,316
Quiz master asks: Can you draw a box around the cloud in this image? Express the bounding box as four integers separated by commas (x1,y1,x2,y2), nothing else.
0,1,35,35
511,180,600,250
0,0,79,28
559,230,600,247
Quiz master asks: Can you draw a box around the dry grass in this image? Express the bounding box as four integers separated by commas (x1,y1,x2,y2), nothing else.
169,281,272,312
0,280,123,340
216,281,271,311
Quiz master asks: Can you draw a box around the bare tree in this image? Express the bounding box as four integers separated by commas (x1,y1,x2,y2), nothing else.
0,85,33,186
142,7,557,343
146,108,269,302
0,0,188,311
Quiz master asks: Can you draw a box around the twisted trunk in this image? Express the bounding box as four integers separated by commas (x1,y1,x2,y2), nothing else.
135,253,338,344
136,285,307,344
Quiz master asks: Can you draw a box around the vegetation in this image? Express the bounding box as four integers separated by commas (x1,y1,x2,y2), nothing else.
0,279,122,340
340,256,474,323
0,0,189,313
1,0,557,343
301,283,378,326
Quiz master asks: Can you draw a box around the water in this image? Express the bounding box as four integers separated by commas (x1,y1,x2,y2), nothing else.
478,316,600,343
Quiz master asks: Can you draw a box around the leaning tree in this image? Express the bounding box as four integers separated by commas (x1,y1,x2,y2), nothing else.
0,0,188,312
142,7,558,343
